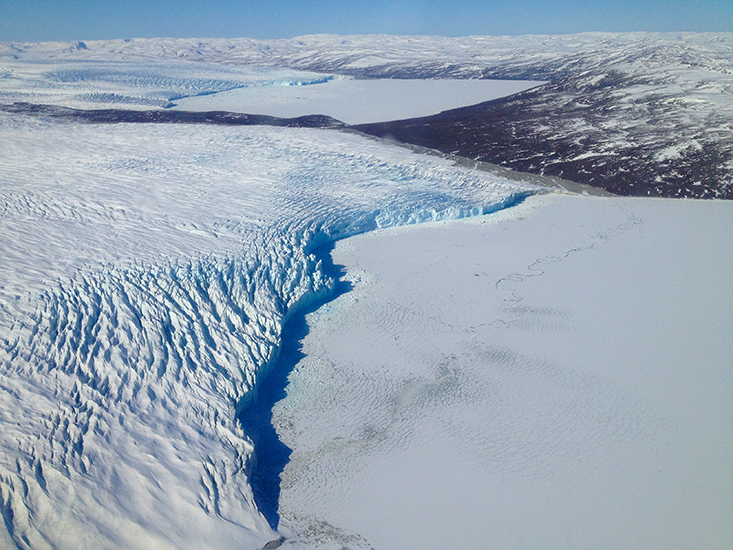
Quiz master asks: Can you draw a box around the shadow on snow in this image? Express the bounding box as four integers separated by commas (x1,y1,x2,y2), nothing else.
238,241,352,530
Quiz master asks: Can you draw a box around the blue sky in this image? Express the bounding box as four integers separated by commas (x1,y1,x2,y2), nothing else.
1,0,731,42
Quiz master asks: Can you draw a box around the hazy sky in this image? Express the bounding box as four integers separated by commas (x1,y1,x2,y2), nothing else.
2,0,731,42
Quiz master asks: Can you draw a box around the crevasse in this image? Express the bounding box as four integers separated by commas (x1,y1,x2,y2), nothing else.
0,115,538,550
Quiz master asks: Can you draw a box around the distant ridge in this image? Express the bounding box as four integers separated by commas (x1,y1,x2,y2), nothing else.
3,32,732,198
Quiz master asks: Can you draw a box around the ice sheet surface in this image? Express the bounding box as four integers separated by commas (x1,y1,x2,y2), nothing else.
2,32,732,549
275,194,733,549
0,113,535,549
0,59,339,110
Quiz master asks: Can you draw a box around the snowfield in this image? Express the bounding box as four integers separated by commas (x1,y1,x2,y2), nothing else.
0,57,540,124
3,32,732,197
0,58,339,111
0,31,732,550
275,194,733,549
169,78,543,125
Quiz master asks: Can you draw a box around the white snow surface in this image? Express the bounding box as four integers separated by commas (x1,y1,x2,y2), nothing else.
1,31,732,549
4,33,731,187
0,59,338,111
3,33,732,185
4,33,730,77
169,78,542,125
0,113,536,549
276,194,733,549
0,58,540,124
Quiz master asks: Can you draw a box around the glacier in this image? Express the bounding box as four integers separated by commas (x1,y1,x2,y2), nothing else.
0,111,538,549
0,58,339,111
1,31,732,549
3,32,732,197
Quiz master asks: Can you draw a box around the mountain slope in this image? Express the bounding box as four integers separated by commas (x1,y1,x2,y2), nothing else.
3,32,731,198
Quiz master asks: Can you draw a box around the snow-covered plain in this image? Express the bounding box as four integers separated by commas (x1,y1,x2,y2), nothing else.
276,194,733,549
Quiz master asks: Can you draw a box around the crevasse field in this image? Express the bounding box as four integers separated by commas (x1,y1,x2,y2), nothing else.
1,36,732,550
0,101,535,549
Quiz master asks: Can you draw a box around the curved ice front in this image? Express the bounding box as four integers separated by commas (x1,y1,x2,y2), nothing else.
0,114,538,549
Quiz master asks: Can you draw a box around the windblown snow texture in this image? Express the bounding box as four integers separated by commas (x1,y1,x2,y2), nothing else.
0,113,535,549
0,30,731,550
2,32,732,198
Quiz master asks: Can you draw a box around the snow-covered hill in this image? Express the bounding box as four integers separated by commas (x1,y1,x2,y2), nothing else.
3,32,732,197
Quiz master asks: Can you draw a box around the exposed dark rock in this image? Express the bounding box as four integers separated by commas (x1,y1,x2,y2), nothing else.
0,102,347,129
354,74,733,199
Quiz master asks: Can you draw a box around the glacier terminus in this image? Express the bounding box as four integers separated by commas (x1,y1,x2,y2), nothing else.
0,32,732,549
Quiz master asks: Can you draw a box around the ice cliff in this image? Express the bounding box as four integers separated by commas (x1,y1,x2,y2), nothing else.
0,115,535,549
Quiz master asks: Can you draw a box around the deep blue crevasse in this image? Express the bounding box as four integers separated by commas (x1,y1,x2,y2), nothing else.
238,241,352,530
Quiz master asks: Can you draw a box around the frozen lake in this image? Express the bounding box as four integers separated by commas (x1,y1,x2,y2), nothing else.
275,194,733,549
1,42,731,549
170,78,543,124
0,58,541,125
